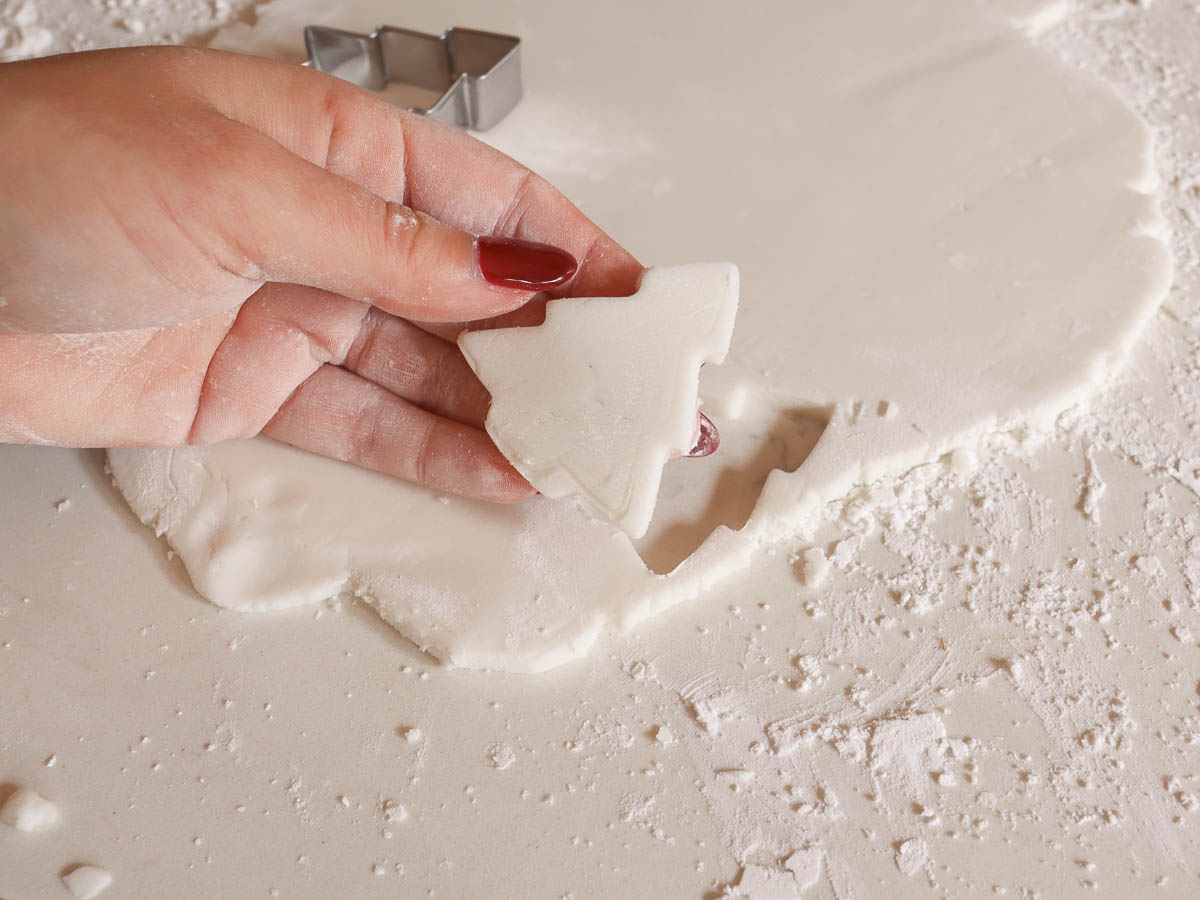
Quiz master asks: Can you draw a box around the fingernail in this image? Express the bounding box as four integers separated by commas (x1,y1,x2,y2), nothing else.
685,412,720,458
476,236,578,290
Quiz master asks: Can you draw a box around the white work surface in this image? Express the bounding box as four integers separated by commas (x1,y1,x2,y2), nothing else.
3,1,1200,897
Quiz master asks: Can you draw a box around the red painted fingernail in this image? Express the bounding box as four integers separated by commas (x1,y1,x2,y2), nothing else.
476,236,578,290
685,412,720,458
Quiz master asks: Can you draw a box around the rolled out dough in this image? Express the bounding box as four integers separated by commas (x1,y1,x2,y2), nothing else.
108,0,1170,672
458,263,739,539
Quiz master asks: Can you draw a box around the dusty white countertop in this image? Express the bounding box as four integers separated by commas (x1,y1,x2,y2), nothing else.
3,0,1200,897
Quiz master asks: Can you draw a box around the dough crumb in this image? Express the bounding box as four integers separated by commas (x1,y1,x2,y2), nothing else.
684,682,741,735
398,726,422,744
62,865,113,899
1078,446,1106,524
949,447,977,474
622,658,657,682
895,837,929,875
798,548,831,589
380,799,408,823
733,861,802,897
0,786,60,832
486,743,516,770
792,655,826,694
784,847,822,890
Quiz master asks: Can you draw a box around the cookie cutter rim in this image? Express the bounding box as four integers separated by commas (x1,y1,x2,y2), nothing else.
302,24,523,131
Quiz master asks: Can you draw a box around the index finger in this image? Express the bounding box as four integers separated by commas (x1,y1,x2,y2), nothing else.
188,48,644,299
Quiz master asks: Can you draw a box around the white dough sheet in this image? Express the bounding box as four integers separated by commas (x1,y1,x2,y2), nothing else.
109,0,1170,673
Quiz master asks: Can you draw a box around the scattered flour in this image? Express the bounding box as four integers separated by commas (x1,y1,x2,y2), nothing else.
0,0,53,61
868,713,948,799
0,0,254,61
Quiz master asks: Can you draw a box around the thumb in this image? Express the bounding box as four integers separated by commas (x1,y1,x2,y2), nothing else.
211,124,577,323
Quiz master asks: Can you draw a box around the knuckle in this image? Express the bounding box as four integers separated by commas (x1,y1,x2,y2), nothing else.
410,419,436,486
493,169,539,235
344,307,385,372
346,396,386,466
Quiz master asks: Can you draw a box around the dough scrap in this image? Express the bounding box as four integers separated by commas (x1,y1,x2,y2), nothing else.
62,866,113,899
0,786,60,832
107,0,1171,672
459,263,739,538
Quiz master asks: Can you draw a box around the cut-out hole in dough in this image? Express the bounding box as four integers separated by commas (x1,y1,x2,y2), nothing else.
634,406,830,574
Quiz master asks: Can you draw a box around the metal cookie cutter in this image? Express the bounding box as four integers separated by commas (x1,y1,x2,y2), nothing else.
303,25,522,131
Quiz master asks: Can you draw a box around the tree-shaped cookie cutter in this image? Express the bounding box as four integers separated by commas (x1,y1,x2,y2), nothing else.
303,25,523,131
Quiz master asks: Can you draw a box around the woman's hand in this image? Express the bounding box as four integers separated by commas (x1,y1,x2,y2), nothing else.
0,47,644,500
